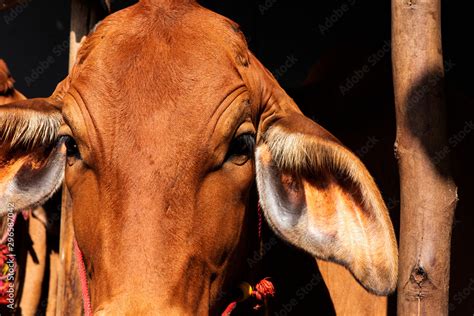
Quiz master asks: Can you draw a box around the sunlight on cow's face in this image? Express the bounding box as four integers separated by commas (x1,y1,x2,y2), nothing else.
0,1,398,314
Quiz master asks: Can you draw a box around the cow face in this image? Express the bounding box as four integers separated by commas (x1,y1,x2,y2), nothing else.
0,1,397,314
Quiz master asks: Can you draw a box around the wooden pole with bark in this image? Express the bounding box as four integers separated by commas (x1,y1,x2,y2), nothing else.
392,0,458,314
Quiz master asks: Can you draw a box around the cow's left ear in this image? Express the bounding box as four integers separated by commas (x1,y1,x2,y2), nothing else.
0,99,65,215
255,112,398,295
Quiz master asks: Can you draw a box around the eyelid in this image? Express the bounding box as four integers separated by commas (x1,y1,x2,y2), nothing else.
212,120,255,170
57,124,92,168
58,124,74,138
233,119,256,138
226,131,256,166
227,137,255,166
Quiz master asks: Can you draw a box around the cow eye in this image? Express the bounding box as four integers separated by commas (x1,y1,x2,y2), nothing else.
60,135,81,162
226,133,255,165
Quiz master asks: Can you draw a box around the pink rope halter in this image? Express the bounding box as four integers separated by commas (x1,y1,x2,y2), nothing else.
74,238,92,316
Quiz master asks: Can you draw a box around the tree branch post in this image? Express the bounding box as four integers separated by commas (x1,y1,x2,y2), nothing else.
392,0,458,314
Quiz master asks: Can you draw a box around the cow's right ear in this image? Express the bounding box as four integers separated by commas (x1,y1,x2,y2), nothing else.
255,112,398,295
0,99,65,215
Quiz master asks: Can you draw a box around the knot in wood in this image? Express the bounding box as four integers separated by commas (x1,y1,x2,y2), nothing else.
411,265,427,286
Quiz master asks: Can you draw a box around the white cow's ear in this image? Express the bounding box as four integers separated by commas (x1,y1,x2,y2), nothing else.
0,99,65,215
255,113,398,295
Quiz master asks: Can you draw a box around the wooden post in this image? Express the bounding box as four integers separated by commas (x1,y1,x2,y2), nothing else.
56,188,83,315
392,0,458,314
317,260,388,315
69,0,104,72
55,1,105,314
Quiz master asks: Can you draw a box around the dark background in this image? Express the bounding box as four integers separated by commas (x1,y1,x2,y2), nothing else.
1,0,473,314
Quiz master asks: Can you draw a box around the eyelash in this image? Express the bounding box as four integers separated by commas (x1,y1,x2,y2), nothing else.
225,133,255,162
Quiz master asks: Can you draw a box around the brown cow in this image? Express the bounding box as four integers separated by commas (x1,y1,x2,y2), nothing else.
0,1,397,314
0,59,58,315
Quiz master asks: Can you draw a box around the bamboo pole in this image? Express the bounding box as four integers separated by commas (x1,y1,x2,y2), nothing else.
392,0,458,314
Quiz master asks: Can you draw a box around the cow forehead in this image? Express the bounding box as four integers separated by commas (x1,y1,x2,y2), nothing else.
68,2,250,101
59,3,255,170
64,2,251,128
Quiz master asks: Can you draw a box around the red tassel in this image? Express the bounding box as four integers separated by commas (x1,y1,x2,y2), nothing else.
221,278,275,315
253,278,275,301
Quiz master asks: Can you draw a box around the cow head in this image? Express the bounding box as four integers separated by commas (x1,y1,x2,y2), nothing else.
0,1,397,314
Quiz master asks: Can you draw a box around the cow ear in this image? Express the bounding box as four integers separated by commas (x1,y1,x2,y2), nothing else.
256,112,398,295
0,99,65,215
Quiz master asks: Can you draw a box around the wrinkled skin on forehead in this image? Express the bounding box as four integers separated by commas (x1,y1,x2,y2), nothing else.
0,0,397,314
